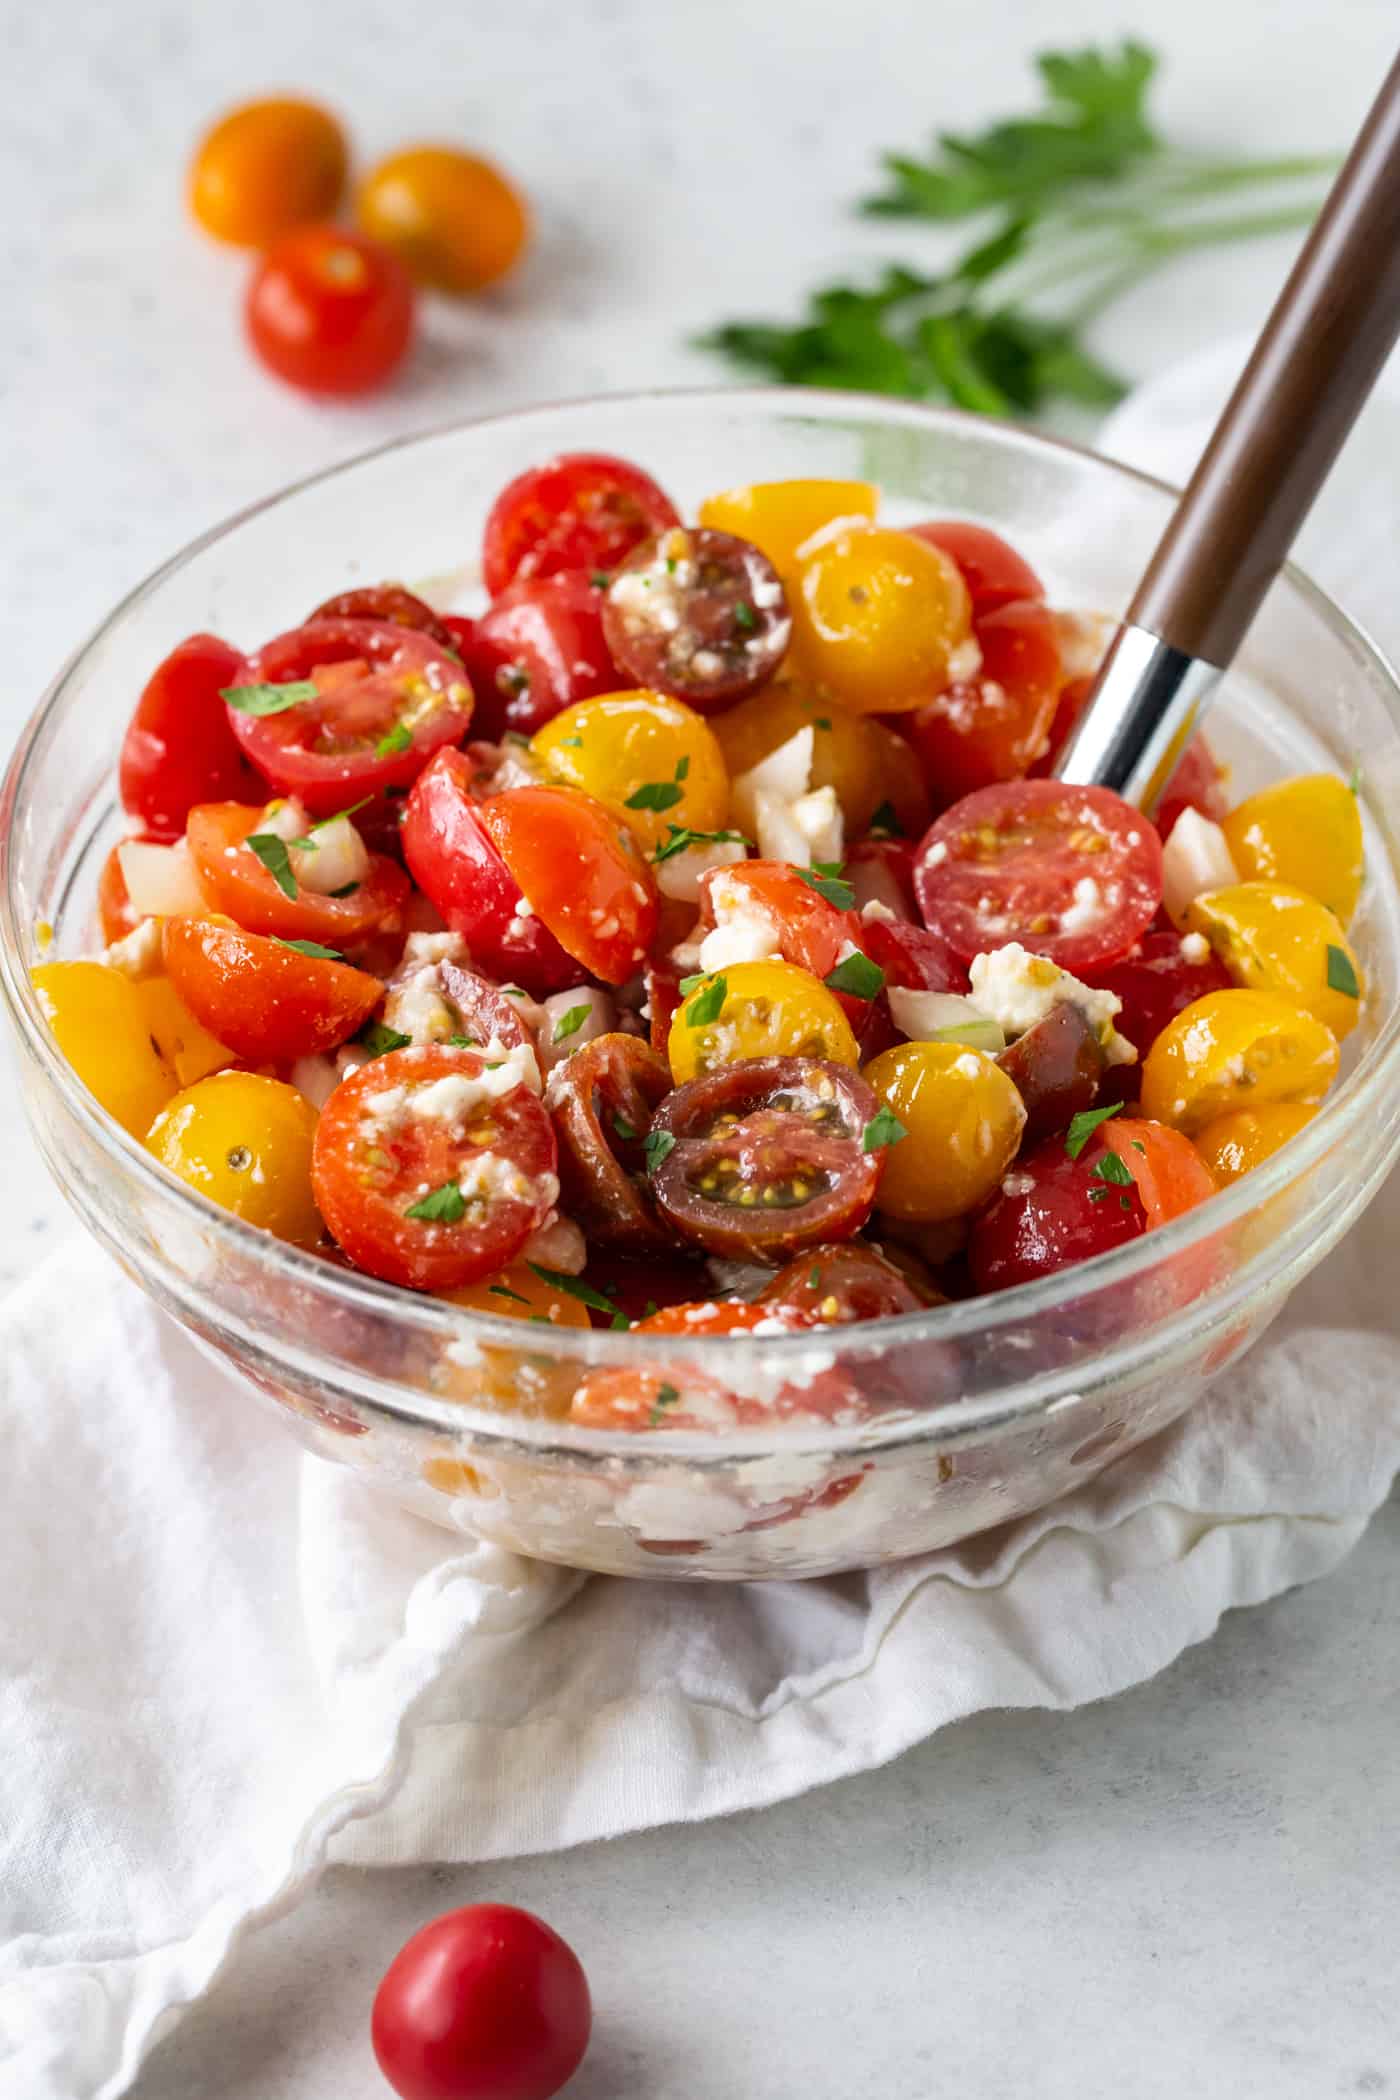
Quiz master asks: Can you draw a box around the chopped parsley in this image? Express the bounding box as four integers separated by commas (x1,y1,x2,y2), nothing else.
862,1105,908,1153
273,937,346,962
733,600,758,634
558,734,584,748
245,832,298,900
526,1265,621,1317
589,570,612,589
447,1034,479,1048
648,1381,682,1426
685,974,729,1026
824,950,886,1000
1064,1102,1123,1158
1348,764,1362,796
652,824,750,865
677,972,706,993
813,715,832,730
488,1283,531,1306
612,1113,638,1141
675,754,691,782
796,863,855,911
405,1182,467,1224
375,721,413,759
552,1003,592,1042
1090,1150,1134,1187
356,1019,412,1059
644,1129,677,1173
1326,944,1360,998
315,795,373,828
626,779,685,813
220,680,318,715
868,799,903,837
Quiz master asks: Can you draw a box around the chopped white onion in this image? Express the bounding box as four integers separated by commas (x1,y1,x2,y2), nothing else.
116,839,208,919
537,986,615,1074
888,987,1005,1053
653,834,748,904
1162,808,1240,926
292,813,370,897
731,727,814,828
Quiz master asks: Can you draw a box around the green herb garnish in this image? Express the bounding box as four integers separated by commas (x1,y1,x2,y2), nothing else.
220,680,318,715
796,863,855,911
356,1019,412,1059
553,1003,592,1042
273,937,345,961
589,570,612,589
489,1283,531,1306
526,1265,621,1317
644,1129,677,1173
1326,944,1360,999
405,1182,467,1224
862,1106,908,1153
652,825,751,866
685,974,729,1027
733,601,758,634
626,779,685,814
1090,1150,1134,1187
1064,1102,1123,1158
824,951,886,1000
375,722,413,759
613,1113,638,1141
245,832,298,899
648,1381,682,1426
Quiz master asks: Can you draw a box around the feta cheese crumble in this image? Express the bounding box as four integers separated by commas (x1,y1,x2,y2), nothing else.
1161,809,1240,926
968,942,1135,1064
731,727,845,870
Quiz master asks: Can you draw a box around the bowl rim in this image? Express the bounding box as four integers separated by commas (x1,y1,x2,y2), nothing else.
4,384,1400,1458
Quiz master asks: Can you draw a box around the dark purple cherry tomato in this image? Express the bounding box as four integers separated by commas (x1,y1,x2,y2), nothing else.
602,527,791,711
649,1056,883,1264
996,1002,1105,1146
968,1128,1147,1293
549,1034,674,1252
758,1241,937,1324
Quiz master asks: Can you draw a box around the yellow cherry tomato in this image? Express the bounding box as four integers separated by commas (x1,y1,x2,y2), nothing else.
531,689,729,852
667,960,858,1084
789,526,973,714
144,1071,322,1246
133,976,234,1088
1221,773,1364,925
1193,1104,1318,1187
188,97,348,248
862,1041,1026,1224
1140,989,1339,1135
356,145,530,293
698,479,878,580
33,961,176,1137
1185,881,1364,1040
710,679,885,832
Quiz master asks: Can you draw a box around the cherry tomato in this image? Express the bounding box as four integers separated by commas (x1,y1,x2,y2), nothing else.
1085,931,1233,1069
644,957,686,1056
906,520,1045,614
863,1040,1026,1224
119,633,262,841
482,453,679,598
313,1046,558,1292
401,751,582,996
758,1242,935,1324
789,525,973,714
307,584,457,654
245,227,414,397
1222,772,1364,925
711,680,885,834
845,836,917,919
1139,988,1339,1134
133,974,234,1086
1185,881,1364,1040
188,97,347,248
463,572,619,740
1193,1103,1318,1187
914,780,1164,974
228,617,473,817
371,1902,590,2100
601,527,791,710
909,599,1063,807
996,1002,1106,1145
968,1126,1149,1292
1154,736,1228,842
859,914,970,996
357,146,530,294
667,960,858,1083
531,688,729,853
477,785,658,985
436,960,537,1054
568,1298,817,1433
1104,1116,1216,1228
864,721,933,842
549,1033,673,1252
697,478,878,579
98,842,142,945
32,961,176,1138
648,1055,884,1263
186,801,410,947
162,917,382,1061
580,1247,711,1322
697,861,863,984
146,1072,322,1246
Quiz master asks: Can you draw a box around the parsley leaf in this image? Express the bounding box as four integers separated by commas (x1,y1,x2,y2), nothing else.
796,864,855,911
648,1381,682,1427
1064,1102,1123,1158
356,1019,412,1059
612,1113,638,1141
589,570,612,589
1326,944,1360,999
644,1129,677,1173
733,601,758,634
526,1265,621,1317
220,680,318,715
824,950,886,1000
375,722,413,760
488,1283,531,1306
245,832,298,899
651,825,750,865
552,1003,592,1042
862,1106,908,1153
1091,1150,1134,1187
685,974,728,1027
625,779,685,813
405,1182,467,1224
273,937,346,961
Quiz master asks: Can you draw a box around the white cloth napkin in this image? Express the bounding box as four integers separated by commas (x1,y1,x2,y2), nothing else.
5,353,1400,2100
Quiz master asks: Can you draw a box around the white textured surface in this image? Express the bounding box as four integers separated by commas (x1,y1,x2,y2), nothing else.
3,0,1398,2092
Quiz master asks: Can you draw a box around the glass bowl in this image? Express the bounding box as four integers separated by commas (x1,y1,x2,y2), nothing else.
4,390,1400,1581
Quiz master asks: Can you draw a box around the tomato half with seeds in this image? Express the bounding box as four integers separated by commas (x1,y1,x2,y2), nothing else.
1034,673,1227,840
119,633,263,841
482,452,680,597
914,779,1163,973
307,583,457,653
463,572,619,740
697,861,863,984
478,785,658,985
437,960,536,1053
228,618,474,817
401,751,582,996
758,1242,935,1325
1105,1116,1216,1228
648,1056,884,1264
162,917,382,1061
907,521,1045,615
909,599,1062,808
602,527,791,710
186,801,410,947
312,1045,558,1291
549,1034,673,1253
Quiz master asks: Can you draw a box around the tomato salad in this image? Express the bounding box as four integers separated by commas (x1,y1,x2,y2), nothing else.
37,456,1368,1438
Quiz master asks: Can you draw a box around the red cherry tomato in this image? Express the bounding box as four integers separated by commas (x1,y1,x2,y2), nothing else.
482,452,680,597
914,779,1164,974
601,527,791,710
907,521,1045,614
859,915,969,995
162,917,382,1061
477,785,658,985
757,1241,934,1324
462,572,618,740
313,1047,558,1292
909,599,1063,808
307,583,457,654
569,1298,819,1432
97,842,142,944
371,1903,591,2100
1086,931,1233,1067
549,1034,673,1252
968,1125,1148,1292
228,618,474,817
119,634,262,841
186,801,410,947
580,1247,711,1322
400,751,582,996
245,226,414,397
697,861,863,983
1154,735,1229,841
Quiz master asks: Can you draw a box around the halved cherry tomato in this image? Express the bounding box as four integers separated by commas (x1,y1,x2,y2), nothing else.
228,617,474,817
1185,881,1364,1040
758,1242,935,1324
1085,931,1233,1068
549,1034,673,1252
914,780,1164,973
312,1044,558,1291
789,525,973,714
711,680,884,834
996,1002,1105,1145
463,572,619,740
667,960,858,1083
186,802,410,947
146,1072,322,1246
648,1055,883,1263
98,842,141,945
482,453,680,598
697,861,863,984
1140,989,1339,1134
601,528,791,710
532,689,729,853
697,479,878,579
162,917,382,1061
845,836,917,919
189,97,348,248
909,599,1062,807
860,915,970,995
582,1248,714,1322
1193,1103,1318,1187
32,961,176,1138
307,584,457,654
1103,1115,1216,1227
400,751,582,996
568,1299,817,1432
477,784,658,985
863,1040,1026,1224
356,146,530,294
1222,773,1364,925
245,227,415,397
864,722,933,842
907,520,1045,614
968,1125,1149,1292
437,959,537,1053
119,634,261,841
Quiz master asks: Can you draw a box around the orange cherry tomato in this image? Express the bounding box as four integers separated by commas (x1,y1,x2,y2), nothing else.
246,228,415,397
356,146,530,294
189,97,348,248
569,1300,815,1431
98,842,141,945
162,917,382,1061
477,785,658,985
186,802,410,948
1103,1116,1216,1227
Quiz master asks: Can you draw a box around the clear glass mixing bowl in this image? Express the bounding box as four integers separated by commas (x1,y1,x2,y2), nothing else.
3,390,1399,1580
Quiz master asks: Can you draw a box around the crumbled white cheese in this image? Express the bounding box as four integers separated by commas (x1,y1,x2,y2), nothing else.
730,727,845,870
653,833,749,904
1054,609,1115,683
101,916,164,980
1057,874,1106,937
697,872,784,973
968,942,1135,1064
946,635,984,684
1161,809,1240,926
537,986,615,1074
360,1042,540,1138
453,1152,555,1211
858,896,900,925
520,1212,587,1274
384,968,459,1046
1180,930,1212,964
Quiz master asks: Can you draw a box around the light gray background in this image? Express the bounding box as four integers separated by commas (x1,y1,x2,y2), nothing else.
3,1,1397,2093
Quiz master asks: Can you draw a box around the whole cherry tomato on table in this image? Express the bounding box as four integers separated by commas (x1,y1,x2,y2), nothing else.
119,633,262,841
357,146,530,293
246,227,415,396
189,97,348,247
372,1902,591,2100
482,453,680,597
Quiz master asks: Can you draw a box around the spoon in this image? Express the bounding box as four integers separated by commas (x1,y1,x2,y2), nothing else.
1056,50,1400,808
